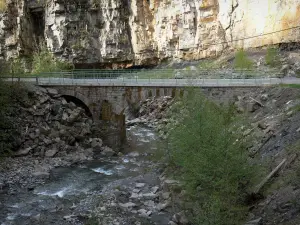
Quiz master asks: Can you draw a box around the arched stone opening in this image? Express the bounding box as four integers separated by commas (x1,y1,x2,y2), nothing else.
61,95,93,118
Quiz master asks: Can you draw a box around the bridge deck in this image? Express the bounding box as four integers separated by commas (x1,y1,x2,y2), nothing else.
3,77,300,87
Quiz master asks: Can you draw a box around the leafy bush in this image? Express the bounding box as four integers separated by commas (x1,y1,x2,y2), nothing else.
0,0,7,13
166,90,261,225
32,45,74,74
265,46,280,67
234,49,254,69
0,79,23,157
198,59,219,69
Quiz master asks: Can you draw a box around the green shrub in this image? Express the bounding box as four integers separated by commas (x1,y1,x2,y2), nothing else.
198,59,219,69
32,45,74,74
0,79,24,157
265,46,280,67
0,0,7,13
234,49,254,69
166,89,261,225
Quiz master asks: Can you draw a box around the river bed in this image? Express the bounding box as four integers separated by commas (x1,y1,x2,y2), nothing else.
0,125,171,225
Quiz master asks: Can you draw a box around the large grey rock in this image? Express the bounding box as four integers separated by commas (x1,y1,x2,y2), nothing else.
15,147,32,156
90,138,103,150
100,146,115,157
46,88,58,96
45,148,58,157
119,202,136,210
67,108,82,124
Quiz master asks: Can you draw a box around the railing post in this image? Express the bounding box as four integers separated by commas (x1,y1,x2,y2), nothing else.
36,76,38,85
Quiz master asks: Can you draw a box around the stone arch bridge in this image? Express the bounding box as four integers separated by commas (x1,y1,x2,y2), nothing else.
46,85,185,122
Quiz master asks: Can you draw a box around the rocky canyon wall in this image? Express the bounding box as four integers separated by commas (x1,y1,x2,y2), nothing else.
0,0,299,68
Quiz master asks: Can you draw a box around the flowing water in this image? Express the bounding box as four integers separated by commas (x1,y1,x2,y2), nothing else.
0,126,170,225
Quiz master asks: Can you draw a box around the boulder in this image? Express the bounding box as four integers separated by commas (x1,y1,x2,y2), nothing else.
46,88,58,96
45,148,58,157
90,138,103,150
67,108,82,124
280,64,290,75
101,146,115,157
15,147,32,156
119,202,136,210
247,102,261,113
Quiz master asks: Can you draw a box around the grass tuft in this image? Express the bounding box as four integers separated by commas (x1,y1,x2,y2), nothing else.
234,49,254,69
265,46,280,67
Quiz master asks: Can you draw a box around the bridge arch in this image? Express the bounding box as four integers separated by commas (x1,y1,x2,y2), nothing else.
62,95,93,118
58,89,95,120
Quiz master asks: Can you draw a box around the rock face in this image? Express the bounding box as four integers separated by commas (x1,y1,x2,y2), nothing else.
0,0,299,67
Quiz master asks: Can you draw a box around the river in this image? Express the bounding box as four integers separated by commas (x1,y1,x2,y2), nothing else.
0,125,171,225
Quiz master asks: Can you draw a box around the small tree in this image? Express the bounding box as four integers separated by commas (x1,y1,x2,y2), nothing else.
265,46,280,67
167,89,261,225
234,49,254,69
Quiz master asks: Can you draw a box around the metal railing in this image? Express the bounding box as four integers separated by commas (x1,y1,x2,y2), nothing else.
1,69,292,87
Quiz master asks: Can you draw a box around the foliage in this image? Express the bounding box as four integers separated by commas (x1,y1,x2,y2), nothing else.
9,57,26,75
234,49,254,69
166,89,261,225
0,0,6,13
265,46,280,67
32,45,74,74
0,79,24,157
198,59,220,69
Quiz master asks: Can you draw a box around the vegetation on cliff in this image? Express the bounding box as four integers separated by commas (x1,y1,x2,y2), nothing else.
166,90,261,225
32,45,74,74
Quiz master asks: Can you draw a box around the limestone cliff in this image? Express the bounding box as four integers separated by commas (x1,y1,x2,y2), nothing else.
0,0,299,68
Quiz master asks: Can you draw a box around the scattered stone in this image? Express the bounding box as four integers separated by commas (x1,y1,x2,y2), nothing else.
47,88,59,96
151,186,159,193
119,202,136,209
101,146,115,157
162,192,171,199
245,217,262,225
133,188,141,193
136,183,146,188
15,147,32,156
45,148,58,157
